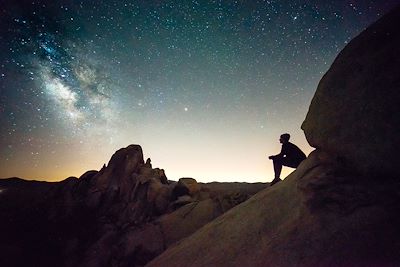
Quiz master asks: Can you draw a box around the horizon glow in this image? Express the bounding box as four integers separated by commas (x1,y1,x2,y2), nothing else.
1,1,398,182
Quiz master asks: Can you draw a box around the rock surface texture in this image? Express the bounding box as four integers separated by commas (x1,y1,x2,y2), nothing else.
147,151,400,267
301,6,400,177
0,145,266,267
146,6,400,267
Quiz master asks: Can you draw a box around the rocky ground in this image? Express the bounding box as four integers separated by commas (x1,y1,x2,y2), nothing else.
0,146,267,267
2,4,400,267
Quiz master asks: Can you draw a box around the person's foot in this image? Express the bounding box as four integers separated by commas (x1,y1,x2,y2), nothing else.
270,177,281,186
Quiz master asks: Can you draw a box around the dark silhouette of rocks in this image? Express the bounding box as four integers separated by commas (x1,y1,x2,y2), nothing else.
3,6,400,267
0,145,267,267
146,6,400,267
301,5,400,178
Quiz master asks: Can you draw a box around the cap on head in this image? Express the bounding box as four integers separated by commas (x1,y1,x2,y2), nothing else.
280,133,290,142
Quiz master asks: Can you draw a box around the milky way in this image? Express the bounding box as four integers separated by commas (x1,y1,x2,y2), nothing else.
0,1,398,182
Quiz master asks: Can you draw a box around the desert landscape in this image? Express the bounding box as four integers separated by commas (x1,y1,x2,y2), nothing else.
1,2,400,267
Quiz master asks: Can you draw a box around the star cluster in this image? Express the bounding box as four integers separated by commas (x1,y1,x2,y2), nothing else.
0,0,398,181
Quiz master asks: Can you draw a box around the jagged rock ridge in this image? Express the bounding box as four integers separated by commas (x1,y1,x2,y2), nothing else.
0,145,267,267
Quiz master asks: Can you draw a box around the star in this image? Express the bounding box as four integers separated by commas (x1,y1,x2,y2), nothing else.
0,0,397,182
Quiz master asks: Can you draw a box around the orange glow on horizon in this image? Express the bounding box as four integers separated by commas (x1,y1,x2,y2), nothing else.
1,131,313,183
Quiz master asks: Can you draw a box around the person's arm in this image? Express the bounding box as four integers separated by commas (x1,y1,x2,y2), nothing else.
269,144,285,159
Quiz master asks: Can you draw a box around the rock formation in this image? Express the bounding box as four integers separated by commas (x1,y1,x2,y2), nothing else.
2,5,399,267
146,6,400,267
301,6,400,177
0,145,266,267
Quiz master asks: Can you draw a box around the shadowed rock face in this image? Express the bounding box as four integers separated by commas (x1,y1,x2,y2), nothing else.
147,151,400,267
302,6,400,177
0,145,267,267
3,6,400,267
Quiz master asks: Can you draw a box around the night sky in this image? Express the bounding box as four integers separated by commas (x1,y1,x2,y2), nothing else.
0,1,398,182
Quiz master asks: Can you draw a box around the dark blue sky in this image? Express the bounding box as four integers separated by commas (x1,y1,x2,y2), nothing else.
0,0,398,182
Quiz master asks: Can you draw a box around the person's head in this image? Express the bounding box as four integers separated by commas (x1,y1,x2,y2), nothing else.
279,133,290,143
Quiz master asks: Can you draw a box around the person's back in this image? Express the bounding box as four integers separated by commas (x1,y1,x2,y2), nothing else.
282,142,306,167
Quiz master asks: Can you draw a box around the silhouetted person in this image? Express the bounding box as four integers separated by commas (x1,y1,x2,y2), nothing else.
268,133,306,186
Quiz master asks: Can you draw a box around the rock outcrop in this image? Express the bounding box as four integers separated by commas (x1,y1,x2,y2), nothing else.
146,6,400,267
147,150,400,267
0,145,267,267
301,6,400,177
2,5,399,267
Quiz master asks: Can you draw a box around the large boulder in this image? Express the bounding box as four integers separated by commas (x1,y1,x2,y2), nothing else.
171,178,200,199
146,150,400,267
301,6,400,177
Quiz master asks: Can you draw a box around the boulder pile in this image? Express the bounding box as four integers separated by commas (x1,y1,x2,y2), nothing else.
0,145,266,267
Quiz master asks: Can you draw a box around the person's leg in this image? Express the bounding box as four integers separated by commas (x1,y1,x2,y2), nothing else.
271,157,283,186
273,157,283,179
282,156,303,169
